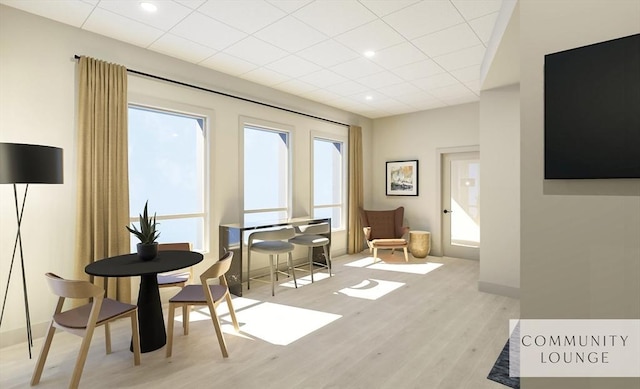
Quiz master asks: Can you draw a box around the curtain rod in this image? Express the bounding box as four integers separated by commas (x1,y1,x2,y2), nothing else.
73,55,349,127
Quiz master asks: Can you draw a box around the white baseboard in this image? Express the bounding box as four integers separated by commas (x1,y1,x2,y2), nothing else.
478,281,520,299
0,320,49,349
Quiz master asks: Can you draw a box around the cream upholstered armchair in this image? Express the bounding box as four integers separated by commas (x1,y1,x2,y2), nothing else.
360,207,410,263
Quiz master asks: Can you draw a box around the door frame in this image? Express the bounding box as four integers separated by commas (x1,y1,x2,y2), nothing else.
436,145,480,259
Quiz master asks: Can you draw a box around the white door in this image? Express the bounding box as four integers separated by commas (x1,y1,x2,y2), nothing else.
442,151,480,260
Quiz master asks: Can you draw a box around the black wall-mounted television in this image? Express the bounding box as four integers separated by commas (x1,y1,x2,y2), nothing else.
544,33,640,179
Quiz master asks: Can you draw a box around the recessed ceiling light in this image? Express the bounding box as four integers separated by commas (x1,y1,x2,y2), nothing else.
365,95,373,101
140,2,157,12
364,50,375,58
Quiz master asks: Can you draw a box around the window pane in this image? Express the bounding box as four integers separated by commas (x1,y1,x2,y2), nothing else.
244,126,289,211
244,210,288,225
313,206,340,229
129,217,204,252
313,139,342,206
128,106,205,215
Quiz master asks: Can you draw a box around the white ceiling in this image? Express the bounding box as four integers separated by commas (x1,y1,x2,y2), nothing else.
1,0,508,119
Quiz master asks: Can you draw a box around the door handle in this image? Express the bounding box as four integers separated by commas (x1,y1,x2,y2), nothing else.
443,209,453,214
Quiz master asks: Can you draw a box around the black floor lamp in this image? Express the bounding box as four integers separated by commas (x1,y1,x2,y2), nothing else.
0,143,63,358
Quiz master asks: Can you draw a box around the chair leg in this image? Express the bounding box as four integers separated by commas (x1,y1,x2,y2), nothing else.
166,303,175,358
225,293,240,332
31,321,56,386
184,304,190,335
130,311,141,366
269,255,275,296
104,322,112,354
208,303,229,358
69,323,97,389
403,247,409,262
373,247,378,263
309,247,314,283
288,252,297,288
323,245,331,276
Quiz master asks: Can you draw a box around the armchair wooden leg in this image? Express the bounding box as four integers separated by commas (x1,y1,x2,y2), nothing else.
403,247,409,262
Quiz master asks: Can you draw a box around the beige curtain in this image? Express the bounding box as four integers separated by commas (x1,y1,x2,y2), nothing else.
347,125,365,254
74,56,131,303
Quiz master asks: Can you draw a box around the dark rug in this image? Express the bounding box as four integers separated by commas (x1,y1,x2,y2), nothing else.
487,339,520,389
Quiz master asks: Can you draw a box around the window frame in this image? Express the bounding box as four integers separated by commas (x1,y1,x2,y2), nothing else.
127,96,211,252
310,131,348,231
240,117,293,223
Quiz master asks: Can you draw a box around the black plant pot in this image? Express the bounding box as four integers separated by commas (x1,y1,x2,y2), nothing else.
137,242,158,261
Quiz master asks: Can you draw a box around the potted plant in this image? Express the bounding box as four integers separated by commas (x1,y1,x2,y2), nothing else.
126,200,160,261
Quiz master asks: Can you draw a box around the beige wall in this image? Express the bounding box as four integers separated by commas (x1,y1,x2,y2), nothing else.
0,5,372,346
478,84,520,298
371,103,480,256
519,1,640,388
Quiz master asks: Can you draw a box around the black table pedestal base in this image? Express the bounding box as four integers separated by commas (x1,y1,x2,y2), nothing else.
132,274,166,353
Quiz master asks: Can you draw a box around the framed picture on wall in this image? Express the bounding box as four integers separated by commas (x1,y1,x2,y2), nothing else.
386,160,418,196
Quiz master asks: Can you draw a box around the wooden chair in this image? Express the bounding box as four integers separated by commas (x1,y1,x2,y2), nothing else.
247,227,297,296
289,222,331,282
31,273,141,389
360,207,410,263
166,252,240,358
157,242,193,288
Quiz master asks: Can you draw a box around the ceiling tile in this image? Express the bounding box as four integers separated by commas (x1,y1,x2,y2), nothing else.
293,0,377,37
274,78,318,94
298,69,348,88
428,83,476,100
394,90,441,105
199,52,258,76
0,0,94,28
356,71,404,89
326,80,369,97
433,44,485,71
469,12,499,45
83,8,164,48
241,67,291,86
377,82,422,98
267,0,313,13
296,39,359,68
175,1,206,9
413,23,483,58
171,12,247,50
223,36,289,66
254,16,327,53
149,33,217,63
373,42,428,70
97,0,192,30
331,57,384,79
300,88,342,103
450,64,481,82
413,72,460,90
359,0,420,17
394,59,445,81
197,0,286,34
451,0,503,20
265,55,321,78
335,19,405,53
383,0,464,40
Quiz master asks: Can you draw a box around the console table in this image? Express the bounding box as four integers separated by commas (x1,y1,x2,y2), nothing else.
220,216,331,296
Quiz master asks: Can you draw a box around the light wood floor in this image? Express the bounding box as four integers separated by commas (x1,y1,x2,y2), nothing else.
0,252,519,389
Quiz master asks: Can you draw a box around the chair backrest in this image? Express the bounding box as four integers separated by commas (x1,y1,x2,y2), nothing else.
248,227,295,245
296,222,330,235
158,242,191,251
360,207,405,239
45,273,103,300
200,252,234,285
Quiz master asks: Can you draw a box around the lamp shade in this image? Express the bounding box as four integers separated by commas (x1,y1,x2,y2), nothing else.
0,143,63,184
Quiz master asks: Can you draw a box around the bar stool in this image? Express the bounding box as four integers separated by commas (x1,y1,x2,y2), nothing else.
289,223,331,283
247,227,297,296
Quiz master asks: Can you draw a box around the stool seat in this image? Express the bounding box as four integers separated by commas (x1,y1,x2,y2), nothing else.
250,241,294,254
289,223,331,282
247,227,297,296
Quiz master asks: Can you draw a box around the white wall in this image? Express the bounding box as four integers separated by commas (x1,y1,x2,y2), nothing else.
519,1,640,388
0,5,372,346
478,84,520,298
371,103,480,256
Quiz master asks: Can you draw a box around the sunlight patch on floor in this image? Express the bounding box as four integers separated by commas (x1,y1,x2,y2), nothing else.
345,257,444,275
336,279,405,300
281,272,331,288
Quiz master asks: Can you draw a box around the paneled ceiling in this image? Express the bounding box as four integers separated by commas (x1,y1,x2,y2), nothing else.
1,0,508,118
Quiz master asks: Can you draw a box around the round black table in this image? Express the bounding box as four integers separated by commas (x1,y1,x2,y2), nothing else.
85,250,203,353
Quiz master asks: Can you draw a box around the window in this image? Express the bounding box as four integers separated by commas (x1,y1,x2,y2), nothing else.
313,136,345,229
243,124,290,223
128,105,207,251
